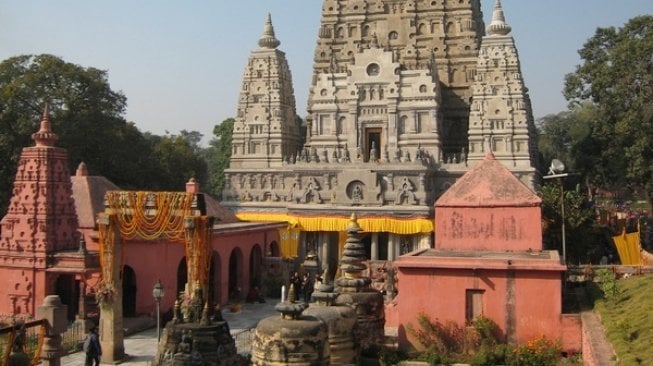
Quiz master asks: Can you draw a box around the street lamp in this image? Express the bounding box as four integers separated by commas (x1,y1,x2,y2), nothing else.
152,279,165,342
543,159,569,264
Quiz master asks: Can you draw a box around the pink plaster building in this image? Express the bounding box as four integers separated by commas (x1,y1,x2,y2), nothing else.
0,106,284,322
391,153,581,352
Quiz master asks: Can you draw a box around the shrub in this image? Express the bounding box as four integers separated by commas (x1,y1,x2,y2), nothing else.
406,312,481,362
596,268,621,302
506,336,561,366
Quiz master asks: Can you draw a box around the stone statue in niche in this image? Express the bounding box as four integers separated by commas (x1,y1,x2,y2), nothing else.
394,177,417,205
369,141,377,162
351,183,364,203
302,177,322,204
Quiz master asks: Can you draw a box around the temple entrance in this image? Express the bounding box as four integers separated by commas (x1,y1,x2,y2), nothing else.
228,249,243,301
250,245,263,287
54,274,79,321
177,257,188,296
365,128,382,162
209,251,221,304
122,266,137,317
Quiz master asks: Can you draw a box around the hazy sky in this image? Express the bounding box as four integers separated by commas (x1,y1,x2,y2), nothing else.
1,1,651,144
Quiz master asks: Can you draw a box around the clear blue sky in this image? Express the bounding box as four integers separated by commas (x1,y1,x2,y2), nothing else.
1,1,651,144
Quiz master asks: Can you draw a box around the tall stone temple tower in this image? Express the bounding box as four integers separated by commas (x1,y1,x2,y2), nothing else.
230,14,303,169
223,0,538,274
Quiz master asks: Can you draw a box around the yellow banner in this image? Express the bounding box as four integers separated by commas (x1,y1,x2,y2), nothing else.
612,230,641,266
236,212,434,235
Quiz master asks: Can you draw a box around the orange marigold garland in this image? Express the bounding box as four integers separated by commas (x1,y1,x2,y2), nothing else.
99,191,212,297
2,330,14,366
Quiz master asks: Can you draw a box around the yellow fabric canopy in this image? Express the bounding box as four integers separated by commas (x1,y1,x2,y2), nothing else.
612,229,641,266
235,212,434,235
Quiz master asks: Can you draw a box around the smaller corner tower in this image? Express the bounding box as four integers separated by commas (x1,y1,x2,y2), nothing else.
230,14,302,169
467,0,538,185
0,105,79,316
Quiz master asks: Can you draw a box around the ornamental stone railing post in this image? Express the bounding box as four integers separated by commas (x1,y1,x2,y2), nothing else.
36,295,68,366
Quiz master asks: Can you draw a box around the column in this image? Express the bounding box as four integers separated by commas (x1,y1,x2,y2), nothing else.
97,214,125,364
387,235,396,261
37,295,68,366
370,233,379,260
76,279,86,321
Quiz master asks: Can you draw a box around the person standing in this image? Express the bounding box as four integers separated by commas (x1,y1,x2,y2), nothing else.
84,325,102,366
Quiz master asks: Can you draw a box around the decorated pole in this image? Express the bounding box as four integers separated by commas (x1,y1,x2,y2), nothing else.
97,213,125,363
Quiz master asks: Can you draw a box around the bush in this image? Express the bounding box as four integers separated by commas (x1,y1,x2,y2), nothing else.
406,312,483,363
596,268,622,302
506,336,561,366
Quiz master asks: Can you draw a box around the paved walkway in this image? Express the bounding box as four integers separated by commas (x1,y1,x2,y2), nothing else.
61,300,278,366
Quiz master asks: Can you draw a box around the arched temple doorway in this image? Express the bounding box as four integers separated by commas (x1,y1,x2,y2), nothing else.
228,248,243,301
54,274,79,321
122,266,137,317
250,245,263,288
209,251,221,304
177,257,188,296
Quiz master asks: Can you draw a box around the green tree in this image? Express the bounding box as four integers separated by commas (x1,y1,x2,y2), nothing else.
540,182,610,264
536,103,608,199
206,118,234,199
0,54,160,214
149,133,208,191
564,16,653,211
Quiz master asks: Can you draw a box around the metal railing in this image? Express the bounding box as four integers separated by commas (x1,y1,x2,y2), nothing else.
0,319,47,365
231,327,255,355
61,321,85,354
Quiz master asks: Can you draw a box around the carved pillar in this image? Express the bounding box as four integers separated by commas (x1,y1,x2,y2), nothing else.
370,233,379,260
76,278,86,321
97,214,125,364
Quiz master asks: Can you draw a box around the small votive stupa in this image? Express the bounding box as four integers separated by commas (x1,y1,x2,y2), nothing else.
334,214,385,355
304,271,357,365
154,285,247,366
252,284,329,365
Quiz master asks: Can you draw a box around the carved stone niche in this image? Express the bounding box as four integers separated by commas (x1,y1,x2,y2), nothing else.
346,181,365,205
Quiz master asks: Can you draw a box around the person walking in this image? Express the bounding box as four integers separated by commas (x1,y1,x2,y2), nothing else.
84,325,102,366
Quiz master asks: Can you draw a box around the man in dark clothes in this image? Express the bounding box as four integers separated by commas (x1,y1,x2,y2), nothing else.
84,325,102,366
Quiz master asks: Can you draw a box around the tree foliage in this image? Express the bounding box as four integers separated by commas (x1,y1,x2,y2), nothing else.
205,118,234,199
564,15,653,208
0,54,207,215
146,132,208,191
540,182,611,264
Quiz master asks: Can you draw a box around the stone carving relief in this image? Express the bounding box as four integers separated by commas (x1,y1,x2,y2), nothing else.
394,177,417,205
301,177,323,204
347,181,365,204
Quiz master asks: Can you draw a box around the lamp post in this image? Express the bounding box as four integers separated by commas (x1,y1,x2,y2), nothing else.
152,279,164,342
543,159,569,264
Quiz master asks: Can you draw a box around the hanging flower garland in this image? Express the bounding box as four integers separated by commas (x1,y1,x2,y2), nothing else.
106,191,193,242
99,191,211,300
183,217,211,294
97,214,117,304
2,330,14,366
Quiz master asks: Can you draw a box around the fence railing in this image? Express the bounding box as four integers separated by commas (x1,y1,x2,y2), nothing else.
61,321,85,354
231,327,255,355
0,319,47,365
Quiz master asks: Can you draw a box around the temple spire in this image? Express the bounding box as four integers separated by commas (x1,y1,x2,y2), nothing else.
486,0,512,36
32,103,59,147
258,13,280,49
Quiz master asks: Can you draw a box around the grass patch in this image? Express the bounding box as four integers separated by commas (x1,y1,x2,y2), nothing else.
593,274,653,365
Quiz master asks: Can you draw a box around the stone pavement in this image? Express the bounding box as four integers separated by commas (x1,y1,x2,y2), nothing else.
61,300,278,366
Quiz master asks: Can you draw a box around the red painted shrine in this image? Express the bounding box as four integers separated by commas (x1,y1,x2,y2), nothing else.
390,152,582,352
0,107,283,323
